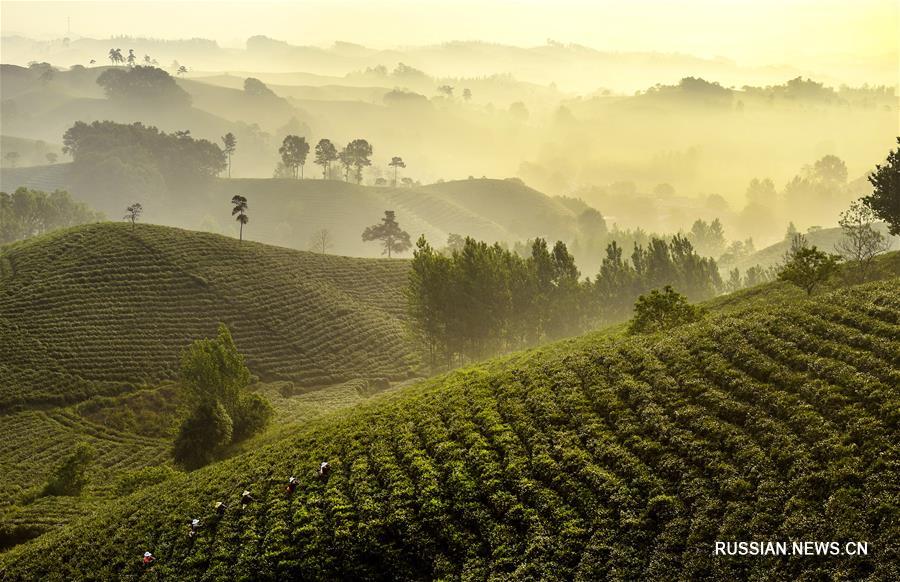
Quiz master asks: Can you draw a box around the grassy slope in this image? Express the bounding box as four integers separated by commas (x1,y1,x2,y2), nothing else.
0,222,418,411
2,274,897,579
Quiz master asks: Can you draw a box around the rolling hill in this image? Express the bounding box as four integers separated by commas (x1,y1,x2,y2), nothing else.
2,265,897,578
0,222,419,412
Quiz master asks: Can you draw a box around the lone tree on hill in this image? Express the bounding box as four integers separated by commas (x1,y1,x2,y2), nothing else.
362,210,412,258
628,286,703,335
343,139,373,184
862,137,900,236
173,324,272,469
389,156,406,186
777,235,840,295
231,195,248,241
221,133,237,178
279,135,310,179
124,202,142,230
126,49,136,67
314,138,338,179
309,228,333,254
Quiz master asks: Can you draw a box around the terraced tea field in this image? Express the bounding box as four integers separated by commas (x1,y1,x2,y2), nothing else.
3,278,897,580
0,222,419,411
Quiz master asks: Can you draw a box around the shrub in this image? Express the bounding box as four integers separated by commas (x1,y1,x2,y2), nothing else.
628,286,703,334
42,442,95,496
173,401,233,470
232,392,274,442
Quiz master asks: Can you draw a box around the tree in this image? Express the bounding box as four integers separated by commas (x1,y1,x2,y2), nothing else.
221,133,237,178
108,48,123,65
362,210,412,258
309,229,333,254
42,442,95,496
231,195,248,241
628,286,703,335
177,65,188,76
96,66,191,108
343,139,373,184
389,156,406,186
45,152,58,164
123,202,142,230
126,49,136,67
862,137,900,235
462,88,472,102
278,135,309,179
777,238,841,295
174,324,271,469
437,85,454,98
4,151,20,168
835,200,891,281
314,139,338,179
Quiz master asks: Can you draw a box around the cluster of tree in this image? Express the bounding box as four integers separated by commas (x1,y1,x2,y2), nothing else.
274,136,391,185
96,65,191,108
0,187,104,244
173,324,272,470
408,236,589,368
62,120,226,204
627,285,704,335
593,235,722,323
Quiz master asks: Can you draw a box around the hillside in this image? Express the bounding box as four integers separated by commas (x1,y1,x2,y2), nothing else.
182,178,578,257
2,273,897,578
0,222,418,411
720,224,900,274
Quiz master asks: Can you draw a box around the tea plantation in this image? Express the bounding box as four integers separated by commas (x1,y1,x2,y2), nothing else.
0,222,420,412
2,277,897,580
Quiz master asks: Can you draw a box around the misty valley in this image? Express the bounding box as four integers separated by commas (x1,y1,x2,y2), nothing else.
0,2,898,580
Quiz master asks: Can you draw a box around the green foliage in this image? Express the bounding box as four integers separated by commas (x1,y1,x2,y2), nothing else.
113,466,177,497
0,187,103,244
0,223,417,412
5,279,898,579
777,236,841,295
408,235,589,367
42,442,95,497
174,324,271,468
173,401,233,470
62,120,226,207
862,136,900,236
96,66,191,108
362,210,412,258
628,285,703,334
231,392,274,442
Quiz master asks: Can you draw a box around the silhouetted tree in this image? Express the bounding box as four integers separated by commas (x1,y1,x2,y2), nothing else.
278,135,309,179
462,88,472,101
835,200,891,281
314,139,338,179
343,139,373,184
437,85,454,98
45,152,58,164
126,49,136,67
124,202,142,230
389,156,406,186
362,210,411,257
231,195,248,241
108,48,123,65
862,137,900,235
177,65,188,76
97,66,191,108
309,229,333,254
221,133,237,178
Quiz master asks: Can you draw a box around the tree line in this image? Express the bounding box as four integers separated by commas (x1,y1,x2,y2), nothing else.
0,187,104,244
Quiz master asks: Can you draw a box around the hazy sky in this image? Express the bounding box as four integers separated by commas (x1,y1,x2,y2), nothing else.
2,0,897,66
